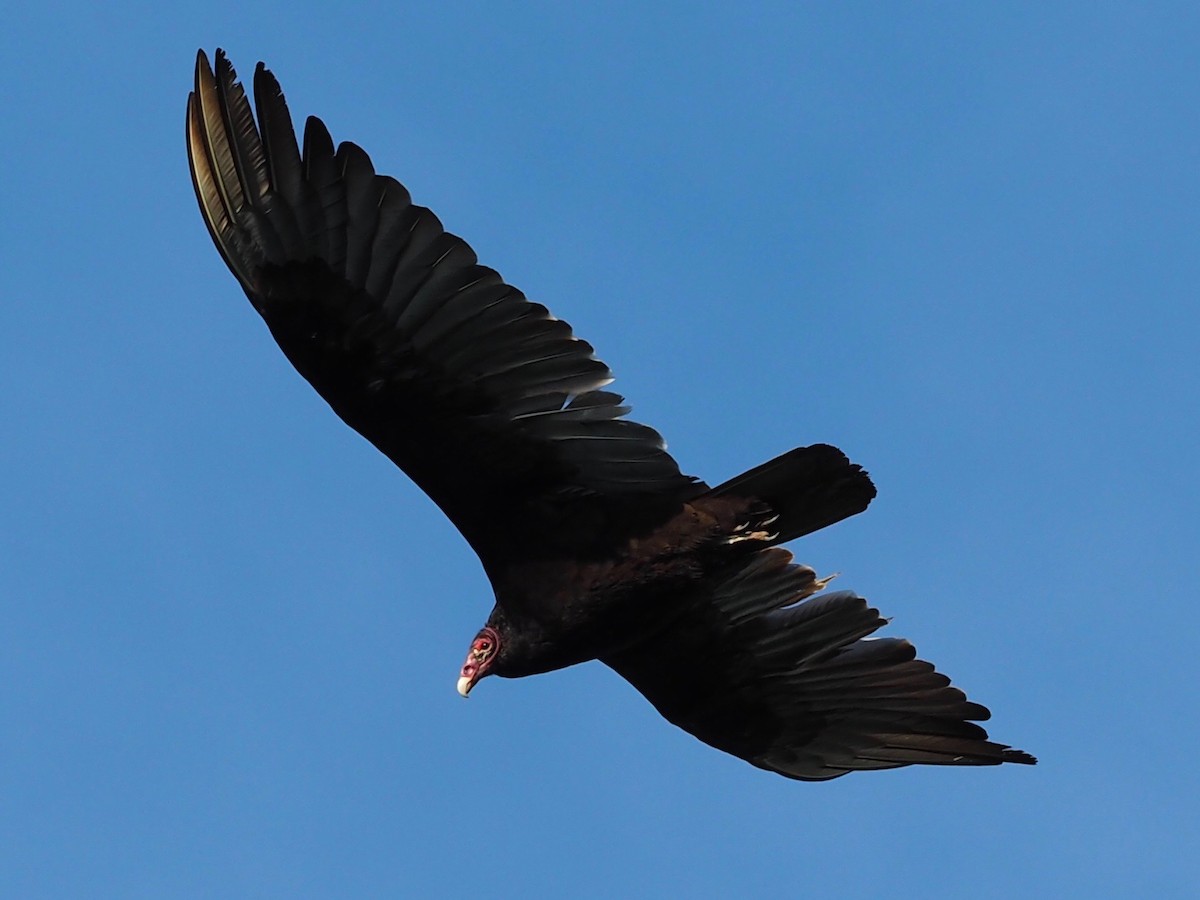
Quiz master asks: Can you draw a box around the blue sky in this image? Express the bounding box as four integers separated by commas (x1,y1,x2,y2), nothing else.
3,2,1197,897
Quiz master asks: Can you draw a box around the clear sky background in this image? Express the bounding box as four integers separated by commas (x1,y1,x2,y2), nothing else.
3,3,1197,898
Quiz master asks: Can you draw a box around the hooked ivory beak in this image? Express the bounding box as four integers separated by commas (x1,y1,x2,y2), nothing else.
458,626,497,698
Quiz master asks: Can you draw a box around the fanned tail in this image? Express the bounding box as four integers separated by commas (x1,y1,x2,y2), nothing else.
708,444,877,544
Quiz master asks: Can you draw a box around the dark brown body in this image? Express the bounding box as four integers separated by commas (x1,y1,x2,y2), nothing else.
488,495,758,677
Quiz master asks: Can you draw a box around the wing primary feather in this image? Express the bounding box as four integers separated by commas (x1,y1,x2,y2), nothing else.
252,62,309,257
300,115,347,273
188,53,255,289
186,91,244,287
214,51,270,209
338,142,383,287
194,52,247,247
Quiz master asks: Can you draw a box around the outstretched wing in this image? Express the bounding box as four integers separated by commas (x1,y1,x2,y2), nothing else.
604,549,1035,780
186,50,696,569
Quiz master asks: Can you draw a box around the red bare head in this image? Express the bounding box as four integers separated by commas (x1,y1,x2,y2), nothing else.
457,626,500,697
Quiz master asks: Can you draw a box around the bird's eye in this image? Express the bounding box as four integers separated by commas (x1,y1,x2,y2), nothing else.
479,641,491,652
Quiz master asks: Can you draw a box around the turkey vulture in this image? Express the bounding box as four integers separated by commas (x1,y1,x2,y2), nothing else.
186,49,1034,780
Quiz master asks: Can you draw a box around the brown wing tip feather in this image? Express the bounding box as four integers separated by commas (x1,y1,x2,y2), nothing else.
1003,748,1038,765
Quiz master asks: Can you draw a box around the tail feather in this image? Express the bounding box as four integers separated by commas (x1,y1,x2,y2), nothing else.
708,444,876,544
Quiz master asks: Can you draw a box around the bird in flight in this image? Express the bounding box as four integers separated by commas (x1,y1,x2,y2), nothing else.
186,49,1034,780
